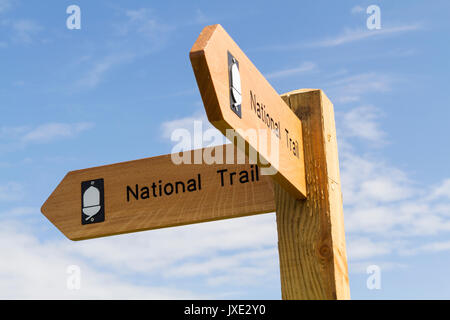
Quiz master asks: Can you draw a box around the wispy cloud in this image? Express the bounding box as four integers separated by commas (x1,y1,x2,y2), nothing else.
351,5,365,14
10,19,43,44
340,152,414,209
0,183,23,202
402,240,450,256
183,8,217,26
1,206,37,217
74,8,174,90
257,23,423,52
0,17,44,46
338,106,386,143
192,9,210,25
308,24,422,48
115,8,173,46
265,62,316,79
21,122,94,144
0,0,11,13
338,148,450,273
427,179,450,201
0,122,94,148
347,237,392,260
76,53,135,89
326,72,396,103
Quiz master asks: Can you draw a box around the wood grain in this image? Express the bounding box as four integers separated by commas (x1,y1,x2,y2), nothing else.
41,144,275,241
275,89,350,300
190,24,306,199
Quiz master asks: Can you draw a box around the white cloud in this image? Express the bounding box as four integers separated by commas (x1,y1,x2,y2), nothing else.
21,122,94,144
339,106,385,143
11,19,43,44
69,214,278,275
351,5,365,14
360,177,412,202
335,96,360,103
0,125,29,138
0,122,94,152
0,211,279,298
327,72,395,103
255,23,422,52
340,148,450,238
193,9,209,25
0,221,201,299
265,62,316,79
340,148,450,239
74,8,174,90
76,53,135,89
428,179,450,201
0,0,11,13
340,150,414,205
332,98,450,268
1,206,37,216
0,182,23,202
403,241,450,256
339,157,450,276
347,237,392,260
163,248,278,281
308,24,422,48
118,8,173,44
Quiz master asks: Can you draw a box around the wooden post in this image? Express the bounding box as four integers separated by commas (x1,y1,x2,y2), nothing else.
275,89,350,300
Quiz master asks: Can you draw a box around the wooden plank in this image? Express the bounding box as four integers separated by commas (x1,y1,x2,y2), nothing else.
41,145,275,241
190,24,307,199
275,89,350,300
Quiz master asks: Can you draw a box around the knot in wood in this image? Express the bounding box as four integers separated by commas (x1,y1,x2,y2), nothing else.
318,243,332,260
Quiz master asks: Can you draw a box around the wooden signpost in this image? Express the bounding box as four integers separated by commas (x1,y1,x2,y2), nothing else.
41,24,349,300
189,25,349,299
41,145,274,240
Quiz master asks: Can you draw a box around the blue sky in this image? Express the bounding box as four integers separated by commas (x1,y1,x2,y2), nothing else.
0,0,450,299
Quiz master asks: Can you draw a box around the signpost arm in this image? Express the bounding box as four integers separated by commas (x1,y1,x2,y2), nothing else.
275,89,350,300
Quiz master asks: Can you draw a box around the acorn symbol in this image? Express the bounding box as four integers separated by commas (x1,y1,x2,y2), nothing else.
82,185,101,221
230,58,242,108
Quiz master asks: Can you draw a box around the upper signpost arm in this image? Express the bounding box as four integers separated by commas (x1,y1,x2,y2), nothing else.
190,24,307,199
